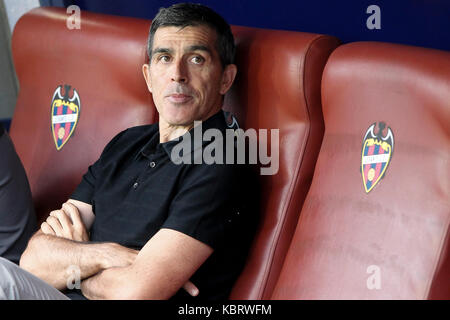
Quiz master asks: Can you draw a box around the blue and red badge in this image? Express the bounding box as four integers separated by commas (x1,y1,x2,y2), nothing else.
361,122,394,193
51,85,80,151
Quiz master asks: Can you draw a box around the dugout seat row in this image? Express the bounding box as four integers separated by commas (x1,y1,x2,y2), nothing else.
8,7,449,299
271,42,450,299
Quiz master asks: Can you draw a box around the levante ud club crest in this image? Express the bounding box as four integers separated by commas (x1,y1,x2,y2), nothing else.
51,85,80,150
361,122,394,193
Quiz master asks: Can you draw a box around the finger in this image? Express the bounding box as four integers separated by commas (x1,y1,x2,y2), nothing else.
40,222,56,235
54,210,73,238
50,209,71,230
49,210,61,218
49,210,72,237
63,202,85,229
45,216,64,237
182,280,199,297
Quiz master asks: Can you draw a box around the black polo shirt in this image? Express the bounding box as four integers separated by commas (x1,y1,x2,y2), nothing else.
68,110,258,300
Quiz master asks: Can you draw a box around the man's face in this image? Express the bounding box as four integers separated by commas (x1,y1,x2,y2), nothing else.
143,25,236,127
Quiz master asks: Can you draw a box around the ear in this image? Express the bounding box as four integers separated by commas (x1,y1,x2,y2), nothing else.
142,64,152,93
219,64,237,95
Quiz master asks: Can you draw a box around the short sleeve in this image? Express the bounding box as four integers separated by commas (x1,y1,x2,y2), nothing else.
162,163,244,250
70,129,128,204
70,165,97,204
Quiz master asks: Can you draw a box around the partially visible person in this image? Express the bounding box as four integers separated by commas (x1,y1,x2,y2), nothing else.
0,123,37,264
0,3,257,300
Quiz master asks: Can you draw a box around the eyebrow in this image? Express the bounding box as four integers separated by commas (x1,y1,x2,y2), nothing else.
152,45,212,57
152,47,172,56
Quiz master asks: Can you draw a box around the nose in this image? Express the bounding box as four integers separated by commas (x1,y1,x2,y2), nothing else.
171,59,188,83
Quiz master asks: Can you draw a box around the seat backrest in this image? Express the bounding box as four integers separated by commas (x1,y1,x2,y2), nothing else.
9,8,156,223
272,42,450,299
226,27,339,299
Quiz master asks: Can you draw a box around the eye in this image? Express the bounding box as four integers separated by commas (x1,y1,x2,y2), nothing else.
158,55,171,63
190,55,205,65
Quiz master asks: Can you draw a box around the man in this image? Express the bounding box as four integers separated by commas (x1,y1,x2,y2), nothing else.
0,3,256,300
0,124,37,265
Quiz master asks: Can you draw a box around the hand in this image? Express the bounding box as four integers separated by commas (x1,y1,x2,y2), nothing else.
41,202,89,242
100,243,139,269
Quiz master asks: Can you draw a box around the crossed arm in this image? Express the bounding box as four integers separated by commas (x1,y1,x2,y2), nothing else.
20,200,211,299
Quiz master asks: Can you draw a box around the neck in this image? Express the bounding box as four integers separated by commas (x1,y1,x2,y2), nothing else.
159,104,223,143
159,121,194,143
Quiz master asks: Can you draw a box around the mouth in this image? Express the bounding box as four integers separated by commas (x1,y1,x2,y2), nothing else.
166,93,193,104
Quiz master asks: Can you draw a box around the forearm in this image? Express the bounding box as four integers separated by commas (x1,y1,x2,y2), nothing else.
81,264,177,300
20,232,109,290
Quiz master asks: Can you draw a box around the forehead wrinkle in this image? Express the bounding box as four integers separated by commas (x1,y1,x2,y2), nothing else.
153,26,216,48
185,45,211,54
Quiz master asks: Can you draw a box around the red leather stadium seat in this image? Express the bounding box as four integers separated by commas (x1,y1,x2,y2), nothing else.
9,7,340,299
9,8,156,224
272,42,450,299
226,28,339,299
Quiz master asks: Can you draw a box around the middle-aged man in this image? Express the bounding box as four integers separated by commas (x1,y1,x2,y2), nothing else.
0,3,257,300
